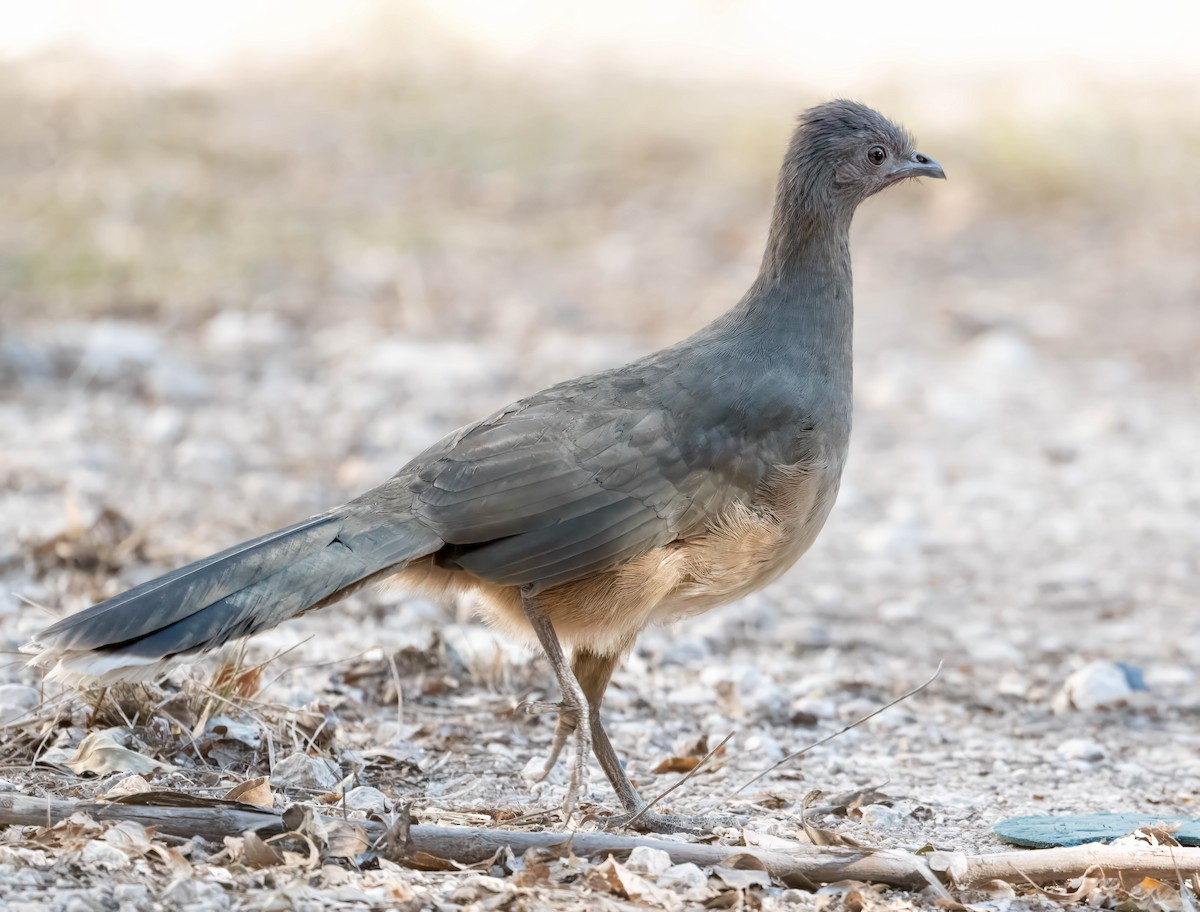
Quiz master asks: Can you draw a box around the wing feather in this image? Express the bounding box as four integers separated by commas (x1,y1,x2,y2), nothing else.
406,365,773,589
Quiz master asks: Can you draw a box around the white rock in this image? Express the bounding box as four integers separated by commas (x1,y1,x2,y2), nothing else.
112,884,152,906
659,862,709,891
1058,738,1107,762
521,755,552,784
858,804,904,829
80,839,130,870
625,845,672,877
206,716,263,748
1054,661,1138,713
1145,666,1193,687
343,786,388,814
271,752,341,790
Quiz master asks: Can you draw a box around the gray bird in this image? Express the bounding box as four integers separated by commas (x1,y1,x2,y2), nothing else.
29,100,944,832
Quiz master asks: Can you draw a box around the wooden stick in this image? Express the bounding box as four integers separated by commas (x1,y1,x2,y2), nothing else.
3,793,1198,891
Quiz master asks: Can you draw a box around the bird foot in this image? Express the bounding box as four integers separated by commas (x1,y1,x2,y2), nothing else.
517,694,589,820
519,700,582,782
517,699,579,718
561,719,592,821
599,810,745,835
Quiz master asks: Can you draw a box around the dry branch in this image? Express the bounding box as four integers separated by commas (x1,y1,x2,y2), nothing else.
3,793,1199,891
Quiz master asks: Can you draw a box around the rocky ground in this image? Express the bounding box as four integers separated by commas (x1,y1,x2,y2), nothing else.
0,47,1198,911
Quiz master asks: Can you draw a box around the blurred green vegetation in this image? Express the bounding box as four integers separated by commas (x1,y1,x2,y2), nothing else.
0,44,1195,374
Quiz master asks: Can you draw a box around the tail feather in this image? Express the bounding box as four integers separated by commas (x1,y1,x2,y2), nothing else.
28,506,442,684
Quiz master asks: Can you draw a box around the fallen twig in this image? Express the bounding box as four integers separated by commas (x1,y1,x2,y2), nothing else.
4,792,1200,890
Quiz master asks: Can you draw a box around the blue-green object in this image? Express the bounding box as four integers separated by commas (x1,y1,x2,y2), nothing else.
995,814,1200,848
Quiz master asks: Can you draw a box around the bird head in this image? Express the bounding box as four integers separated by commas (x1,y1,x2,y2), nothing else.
786,100,945,217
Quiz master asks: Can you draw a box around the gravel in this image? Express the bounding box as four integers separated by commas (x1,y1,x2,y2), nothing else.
0,48,1197,911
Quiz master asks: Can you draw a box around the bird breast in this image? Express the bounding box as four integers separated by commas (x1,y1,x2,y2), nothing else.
657,454,844,621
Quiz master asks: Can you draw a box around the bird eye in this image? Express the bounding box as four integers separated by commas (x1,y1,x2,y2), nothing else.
867,146,887,166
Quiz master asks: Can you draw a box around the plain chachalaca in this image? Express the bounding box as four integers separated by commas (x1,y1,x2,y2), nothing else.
28,100,944,831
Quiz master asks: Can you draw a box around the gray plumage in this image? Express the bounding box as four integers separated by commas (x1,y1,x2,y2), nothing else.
29,100,944,718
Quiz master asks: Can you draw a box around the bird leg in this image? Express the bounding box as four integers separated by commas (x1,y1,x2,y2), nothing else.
520,625,741,835
570,648,740,835
570,648,641,811
522,704,579,780
519,589,590,820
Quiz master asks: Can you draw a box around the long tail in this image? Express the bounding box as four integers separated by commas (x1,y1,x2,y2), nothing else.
27,500,443,685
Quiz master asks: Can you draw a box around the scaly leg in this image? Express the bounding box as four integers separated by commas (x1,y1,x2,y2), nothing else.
573,648,741,835
519,588,590,820
522,626,740,835
571,648,642,812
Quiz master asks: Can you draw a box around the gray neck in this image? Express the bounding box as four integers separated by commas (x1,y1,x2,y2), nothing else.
726,216,854,396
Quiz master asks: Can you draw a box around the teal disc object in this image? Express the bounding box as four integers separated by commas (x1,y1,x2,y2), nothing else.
995,813,1200,848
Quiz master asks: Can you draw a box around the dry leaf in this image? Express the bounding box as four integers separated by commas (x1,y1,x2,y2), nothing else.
587,856,670,904
225,776,274,809
34,812,101,851
151,845,193,882
100,775,151,799
712,865,771,890
801,789,865,847
742,830,803,850
403,851,464,872
101,820,154,857
364,862,419,901
282,804,330,848
28,506,143,579
212,659,264,698
513,848,554,887
653,756,702,774
324,822,369,862
64,729,173,776
241,831,286,868
1130,827,1183,847
821,784,892,815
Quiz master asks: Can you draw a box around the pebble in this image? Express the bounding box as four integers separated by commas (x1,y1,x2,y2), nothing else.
520,755,552,784
162,878,230,910
343,785,389,814
859,804,904,829
625,845,672,877
659,862,709,895
112,885,152,906
1057,737,1107,762
79,840,130,870
270,752,341,790
1054,661,1142,713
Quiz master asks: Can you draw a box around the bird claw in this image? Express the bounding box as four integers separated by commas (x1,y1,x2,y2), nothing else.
517,694,589,820
561,720,592,821
518,699,571,717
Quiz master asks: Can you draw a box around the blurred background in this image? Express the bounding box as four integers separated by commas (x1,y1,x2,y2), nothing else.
1,0,1199,851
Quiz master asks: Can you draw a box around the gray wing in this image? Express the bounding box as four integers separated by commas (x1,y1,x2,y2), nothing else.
407,375,769,590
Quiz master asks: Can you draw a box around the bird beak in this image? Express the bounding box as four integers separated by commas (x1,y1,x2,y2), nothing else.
889,151,945,182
